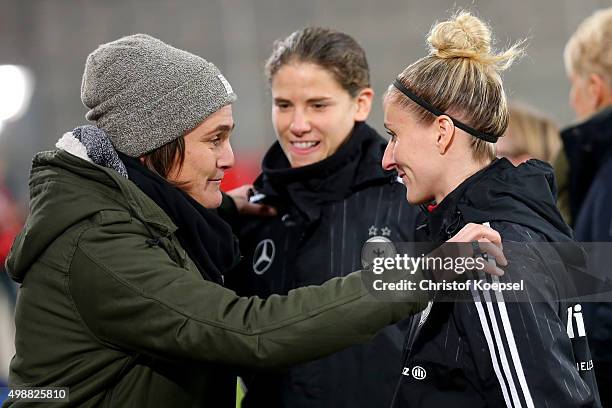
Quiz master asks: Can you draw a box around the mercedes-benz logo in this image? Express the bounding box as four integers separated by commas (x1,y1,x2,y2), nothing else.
253,239,275,275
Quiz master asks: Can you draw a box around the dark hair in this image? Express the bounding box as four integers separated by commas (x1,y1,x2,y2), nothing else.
141,137,186,180
265,26,370,97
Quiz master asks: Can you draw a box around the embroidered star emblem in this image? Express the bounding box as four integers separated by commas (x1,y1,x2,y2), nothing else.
368,225,378,236
381,227,392,237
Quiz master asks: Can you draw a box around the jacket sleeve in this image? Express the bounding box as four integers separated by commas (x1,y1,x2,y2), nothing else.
68,220,428,370
468,239,600,407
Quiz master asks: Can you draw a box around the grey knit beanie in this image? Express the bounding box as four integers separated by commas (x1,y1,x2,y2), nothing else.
81,34,237,157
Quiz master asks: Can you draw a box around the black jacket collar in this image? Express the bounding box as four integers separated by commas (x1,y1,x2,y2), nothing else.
561,106,612,222
254,122,396,222
422,158,572,245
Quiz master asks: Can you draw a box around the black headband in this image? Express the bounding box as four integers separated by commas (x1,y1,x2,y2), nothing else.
392,79,499,143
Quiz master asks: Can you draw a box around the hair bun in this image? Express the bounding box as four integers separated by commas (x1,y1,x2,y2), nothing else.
427,11,524,71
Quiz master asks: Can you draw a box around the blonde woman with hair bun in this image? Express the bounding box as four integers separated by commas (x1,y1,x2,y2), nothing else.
382,11,601,407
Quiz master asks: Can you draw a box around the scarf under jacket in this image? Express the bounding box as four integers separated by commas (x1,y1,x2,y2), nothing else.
63,125,239,285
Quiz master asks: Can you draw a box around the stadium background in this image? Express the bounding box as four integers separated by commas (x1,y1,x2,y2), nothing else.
0,0,608,404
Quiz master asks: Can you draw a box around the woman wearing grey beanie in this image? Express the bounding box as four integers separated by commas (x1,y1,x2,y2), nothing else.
3,34,505,407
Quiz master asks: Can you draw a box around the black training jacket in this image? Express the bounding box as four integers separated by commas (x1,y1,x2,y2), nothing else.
391,158,601,408
226,122,419,408
562,106,612,406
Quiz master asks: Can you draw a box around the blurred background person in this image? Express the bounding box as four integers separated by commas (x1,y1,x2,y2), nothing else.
496,102,561,165
497,102,567,219
226,27,418,408
558,6,612,406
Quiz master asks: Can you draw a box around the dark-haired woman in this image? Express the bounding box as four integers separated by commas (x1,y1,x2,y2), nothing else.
226,27,419,408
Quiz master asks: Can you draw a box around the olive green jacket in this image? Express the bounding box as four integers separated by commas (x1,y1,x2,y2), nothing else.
4,150,427,407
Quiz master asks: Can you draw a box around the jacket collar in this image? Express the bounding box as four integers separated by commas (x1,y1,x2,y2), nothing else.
562,106,612,169
561,106,612,221
51,150,177,234
254,122,396,222
7,150,178,283
422,158,571,244
421,162,492,244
